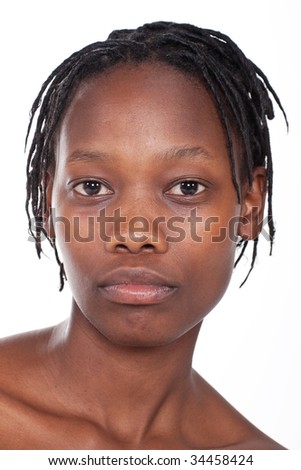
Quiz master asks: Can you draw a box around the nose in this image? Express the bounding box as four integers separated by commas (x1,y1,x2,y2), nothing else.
102,209,168,255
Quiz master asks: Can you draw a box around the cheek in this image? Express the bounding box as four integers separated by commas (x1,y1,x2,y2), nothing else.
174,205,240,307
173,237,235,330
182,233,236,291
53,209,100,285
178,201,240,253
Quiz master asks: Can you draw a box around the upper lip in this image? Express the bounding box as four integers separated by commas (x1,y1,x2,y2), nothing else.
98,267,177,288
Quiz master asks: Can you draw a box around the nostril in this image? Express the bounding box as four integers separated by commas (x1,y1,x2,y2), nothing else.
141,244,155,252
105,229,168,254
115,244,130,253
114,242,155,254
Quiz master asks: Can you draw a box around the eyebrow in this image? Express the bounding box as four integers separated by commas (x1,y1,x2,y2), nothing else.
155,146,214,161
66,146,214,164
67,150,114,164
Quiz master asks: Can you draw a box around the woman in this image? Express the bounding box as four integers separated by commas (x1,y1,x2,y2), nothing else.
0,21,286,449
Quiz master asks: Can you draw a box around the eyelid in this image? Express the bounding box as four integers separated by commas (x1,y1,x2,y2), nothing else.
165,178,208,196
72,178,114,197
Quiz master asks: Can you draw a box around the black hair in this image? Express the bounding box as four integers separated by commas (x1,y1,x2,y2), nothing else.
25,21,287,290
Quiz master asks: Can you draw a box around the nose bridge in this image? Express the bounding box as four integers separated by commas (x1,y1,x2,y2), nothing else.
102,191,168,253
124,190,150,219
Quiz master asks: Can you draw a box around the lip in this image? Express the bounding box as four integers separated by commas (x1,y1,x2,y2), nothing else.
98,268,178,305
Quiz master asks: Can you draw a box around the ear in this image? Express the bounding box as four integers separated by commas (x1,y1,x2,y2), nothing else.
44,171,55,239
238,167,267,240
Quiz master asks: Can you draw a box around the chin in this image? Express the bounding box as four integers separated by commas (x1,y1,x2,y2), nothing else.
85,310,200,350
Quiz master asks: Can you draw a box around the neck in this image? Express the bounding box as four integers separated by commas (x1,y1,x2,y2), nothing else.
47,302,202,445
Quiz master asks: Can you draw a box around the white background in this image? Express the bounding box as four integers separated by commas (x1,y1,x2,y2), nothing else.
0,0,300,450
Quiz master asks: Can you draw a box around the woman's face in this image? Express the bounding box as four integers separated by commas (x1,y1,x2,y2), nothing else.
50,63,245,347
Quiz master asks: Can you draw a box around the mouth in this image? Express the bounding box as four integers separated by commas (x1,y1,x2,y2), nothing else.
100,284,176,305
98,268,178,305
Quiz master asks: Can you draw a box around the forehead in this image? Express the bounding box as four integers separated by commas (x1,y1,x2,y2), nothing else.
58,62,228,159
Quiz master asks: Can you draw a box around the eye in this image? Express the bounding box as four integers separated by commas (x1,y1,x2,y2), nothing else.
73,180,113,197
166,180,206,196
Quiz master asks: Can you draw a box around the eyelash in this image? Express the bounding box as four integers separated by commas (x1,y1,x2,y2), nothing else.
73,179,206,198
73,180,113,197
166,180,206,197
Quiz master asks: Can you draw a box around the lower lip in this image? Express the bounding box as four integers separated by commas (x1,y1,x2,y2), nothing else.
99,284,176,305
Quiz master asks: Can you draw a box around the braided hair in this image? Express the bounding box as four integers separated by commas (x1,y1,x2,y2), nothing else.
25,21,287,290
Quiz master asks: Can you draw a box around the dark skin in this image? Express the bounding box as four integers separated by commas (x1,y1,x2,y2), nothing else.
0,63,284,449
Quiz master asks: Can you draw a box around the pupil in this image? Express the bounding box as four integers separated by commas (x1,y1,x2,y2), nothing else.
84,181,100,195
180,181,198,195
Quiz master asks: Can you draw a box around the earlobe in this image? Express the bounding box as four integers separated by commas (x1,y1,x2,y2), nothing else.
44,171,55,240
238,167,267,240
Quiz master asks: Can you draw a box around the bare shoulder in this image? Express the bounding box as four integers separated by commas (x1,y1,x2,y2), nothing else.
221,421,286,450
0,327,51,390
186,372,285,450
0,328,57,449
225,436,286,450
0,327,53,381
